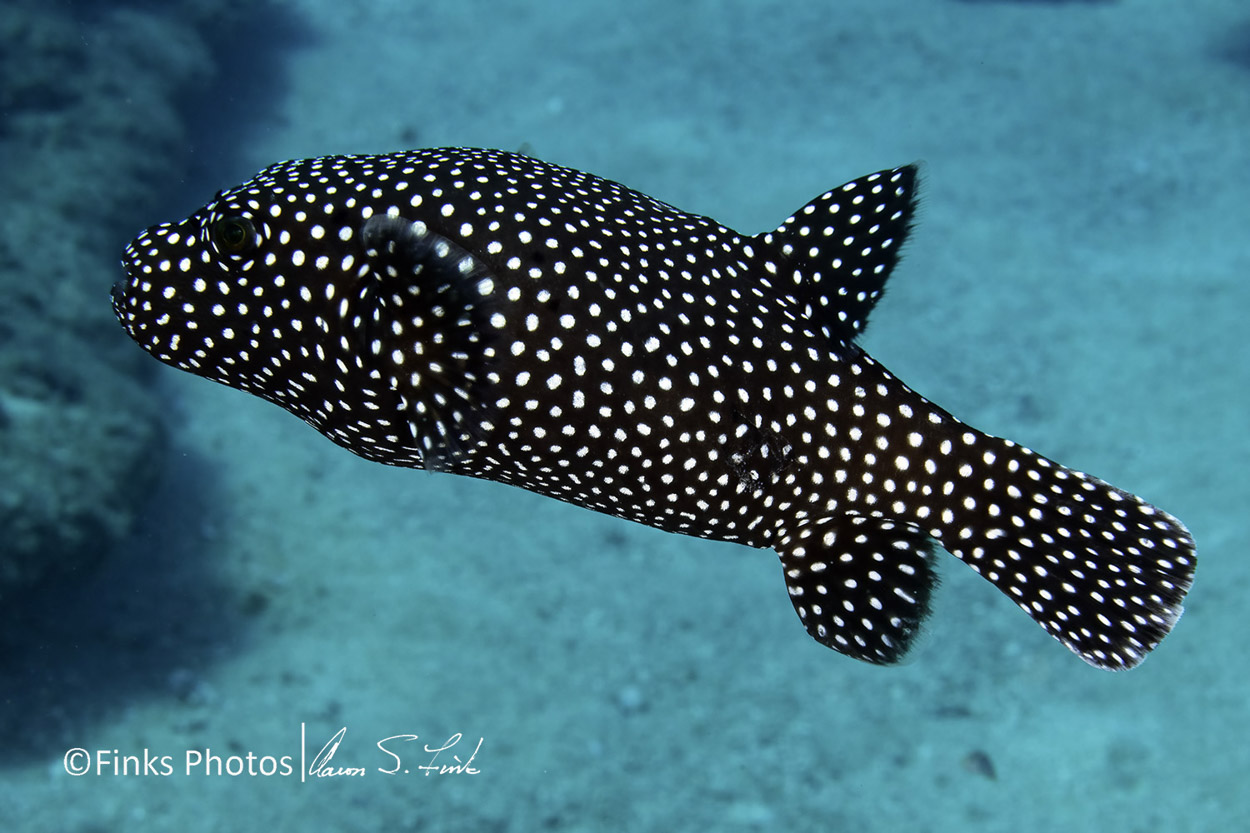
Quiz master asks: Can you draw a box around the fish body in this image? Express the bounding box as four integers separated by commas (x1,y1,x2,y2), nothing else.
113,148,1195,669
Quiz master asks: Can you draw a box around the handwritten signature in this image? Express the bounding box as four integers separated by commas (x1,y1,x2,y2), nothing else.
305,726,482,779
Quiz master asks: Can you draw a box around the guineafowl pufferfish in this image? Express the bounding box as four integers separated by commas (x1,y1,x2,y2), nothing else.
112,148,1196,669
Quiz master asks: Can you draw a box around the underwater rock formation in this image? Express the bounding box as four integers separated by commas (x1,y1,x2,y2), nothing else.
0,0,259,594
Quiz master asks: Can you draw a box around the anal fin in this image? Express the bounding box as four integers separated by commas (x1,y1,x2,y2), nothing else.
777,515,937,665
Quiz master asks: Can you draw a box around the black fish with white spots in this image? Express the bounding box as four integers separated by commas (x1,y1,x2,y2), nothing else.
112,148,1196,669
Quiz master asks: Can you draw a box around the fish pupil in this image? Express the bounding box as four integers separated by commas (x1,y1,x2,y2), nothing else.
212,216,255,253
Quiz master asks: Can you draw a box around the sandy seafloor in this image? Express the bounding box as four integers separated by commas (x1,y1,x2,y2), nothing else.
7,0,1249,830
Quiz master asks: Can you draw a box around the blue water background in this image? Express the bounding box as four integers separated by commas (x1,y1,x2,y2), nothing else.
7,1,1246,830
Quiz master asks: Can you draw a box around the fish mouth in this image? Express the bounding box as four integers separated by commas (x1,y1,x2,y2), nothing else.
111,247,144,331
111,264,134,320
110,278,129,320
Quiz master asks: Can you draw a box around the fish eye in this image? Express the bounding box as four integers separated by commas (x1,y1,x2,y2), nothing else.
212,216,256,254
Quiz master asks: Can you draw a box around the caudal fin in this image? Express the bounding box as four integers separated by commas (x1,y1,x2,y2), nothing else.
772,370,1195,669
925,427,1195,669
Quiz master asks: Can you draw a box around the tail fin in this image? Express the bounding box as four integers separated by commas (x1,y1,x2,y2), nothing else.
773,366,1195,669
923,422,1195,669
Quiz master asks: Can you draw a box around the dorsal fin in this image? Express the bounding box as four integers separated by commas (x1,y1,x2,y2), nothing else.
760,164,919,337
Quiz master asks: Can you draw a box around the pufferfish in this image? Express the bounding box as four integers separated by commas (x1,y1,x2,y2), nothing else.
112,148,1195,669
